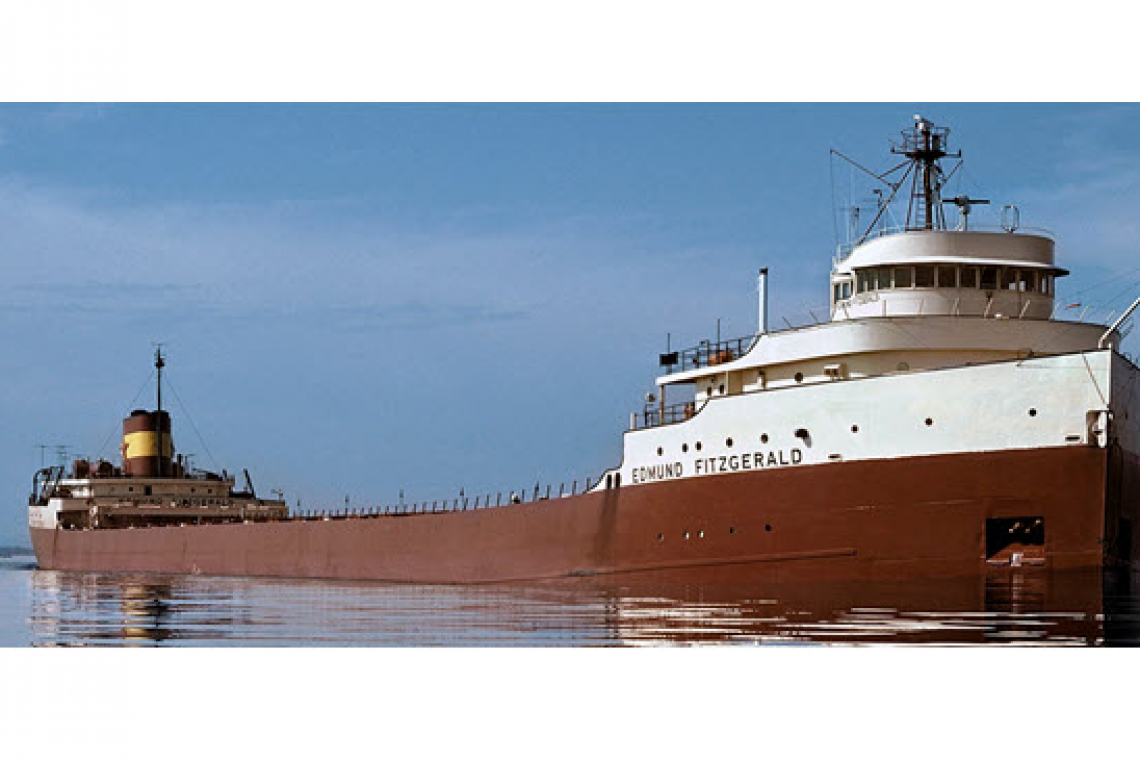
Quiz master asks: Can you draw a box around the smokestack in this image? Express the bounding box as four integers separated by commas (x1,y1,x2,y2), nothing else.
122,409,173,478
757,268,769,335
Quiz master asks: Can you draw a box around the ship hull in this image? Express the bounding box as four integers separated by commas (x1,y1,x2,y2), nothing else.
30,444,1137,583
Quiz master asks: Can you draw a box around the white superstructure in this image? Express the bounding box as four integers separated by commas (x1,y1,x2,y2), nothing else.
593,116,1140,493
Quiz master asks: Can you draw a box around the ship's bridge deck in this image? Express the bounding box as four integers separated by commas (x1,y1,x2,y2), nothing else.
632,314,1114,430
833,226,1059,266
658,315,1109,387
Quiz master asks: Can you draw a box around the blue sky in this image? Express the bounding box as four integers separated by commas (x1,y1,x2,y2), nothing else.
2,103,1139,544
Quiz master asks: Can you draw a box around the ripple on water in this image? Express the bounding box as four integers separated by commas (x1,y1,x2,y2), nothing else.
1,563,1138,646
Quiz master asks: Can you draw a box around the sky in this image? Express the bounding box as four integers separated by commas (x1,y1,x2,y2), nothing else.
2,103,1140,545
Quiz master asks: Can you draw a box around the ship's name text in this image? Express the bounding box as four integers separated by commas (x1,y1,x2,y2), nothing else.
631,448,804,484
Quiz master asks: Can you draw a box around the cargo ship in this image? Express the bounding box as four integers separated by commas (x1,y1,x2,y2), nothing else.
28,117,1140,583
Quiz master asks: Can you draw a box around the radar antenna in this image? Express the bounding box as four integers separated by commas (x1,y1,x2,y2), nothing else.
942,194,990,231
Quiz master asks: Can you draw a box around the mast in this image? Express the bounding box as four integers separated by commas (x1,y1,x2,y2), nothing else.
892,115,960,231
155,347,165,477
835,116,976,247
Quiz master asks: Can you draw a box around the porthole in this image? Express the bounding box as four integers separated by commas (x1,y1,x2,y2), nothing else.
657,533,664,541
695,442,703,451
760,433,769,444
698,530,705,538
682,443,689,453
765,524,772,532
684,532,691,540
729,527,736,534
718,384,725,395
657,447,664,456
794,372,804,383
925,418,934,427
1029,408,1038,417
851,424,859,433
726,437,734,448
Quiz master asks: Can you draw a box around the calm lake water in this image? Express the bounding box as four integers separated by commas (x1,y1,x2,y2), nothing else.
3,553,1140,646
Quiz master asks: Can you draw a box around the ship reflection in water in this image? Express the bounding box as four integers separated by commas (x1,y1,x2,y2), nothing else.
12,565,1140,646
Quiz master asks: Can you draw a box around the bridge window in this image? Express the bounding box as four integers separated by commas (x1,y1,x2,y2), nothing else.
1000,268,1014,289
1016,270,1035,292
857,271,870,293
937,266,957,287
1039,274,1053,295
893,266,913,288
914,265,935,288
961,267,979,288
980,267,999,290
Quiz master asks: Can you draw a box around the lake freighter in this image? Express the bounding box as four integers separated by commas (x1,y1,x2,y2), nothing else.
28,117,1140,583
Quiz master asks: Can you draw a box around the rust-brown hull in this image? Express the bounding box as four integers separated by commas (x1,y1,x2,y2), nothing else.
30,445,1139,583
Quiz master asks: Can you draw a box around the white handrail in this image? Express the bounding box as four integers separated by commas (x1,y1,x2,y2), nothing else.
1099,294,1140,349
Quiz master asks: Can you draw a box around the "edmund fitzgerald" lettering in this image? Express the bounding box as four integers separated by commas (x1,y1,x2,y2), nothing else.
630,448,804,484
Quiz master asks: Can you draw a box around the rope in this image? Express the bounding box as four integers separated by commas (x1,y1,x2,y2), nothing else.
95,370,155,460
1057,266,1140,307
164,375,221,474
1082,353,1109,409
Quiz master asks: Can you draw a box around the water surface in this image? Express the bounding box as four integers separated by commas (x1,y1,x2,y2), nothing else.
2,555,1138,646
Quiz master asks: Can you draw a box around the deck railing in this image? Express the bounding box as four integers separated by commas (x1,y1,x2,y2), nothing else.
833,224,1055,263
665,335,758,373
630,401,703,430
